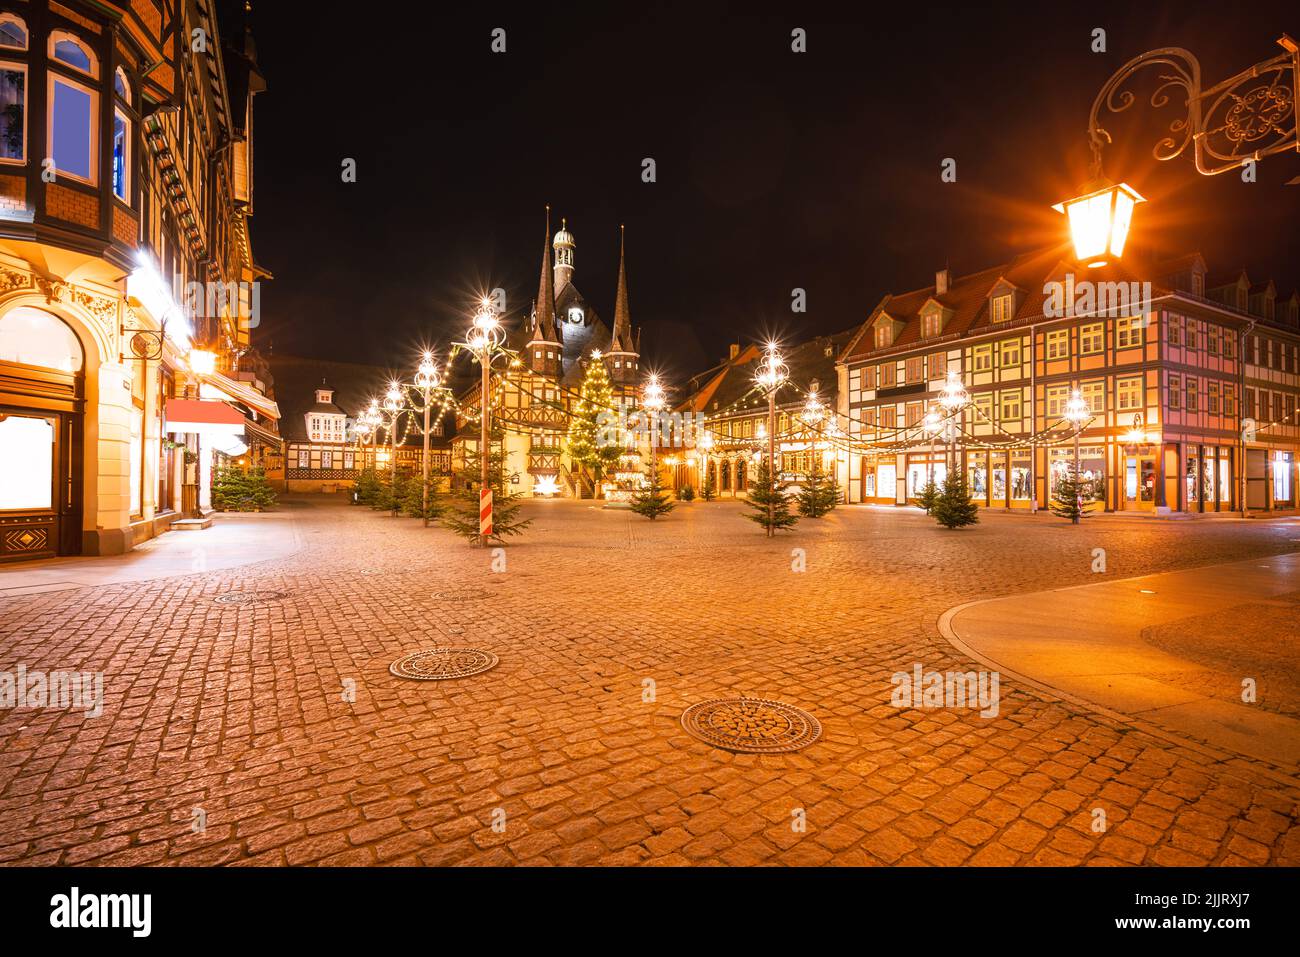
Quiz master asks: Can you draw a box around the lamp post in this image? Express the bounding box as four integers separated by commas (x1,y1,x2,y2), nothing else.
801,386,828,485
463,299,504,546
411,351,444,527
936,369,970,475
754,344,789,538
642,374,666,482
698,428,714,496
381,382,404,516
1063,388,1092,524
922,408,943,490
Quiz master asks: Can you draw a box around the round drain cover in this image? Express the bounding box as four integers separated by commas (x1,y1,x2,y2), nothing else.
390,648,498,681
213,590,288,605
680,697,821,754
431,589,490,602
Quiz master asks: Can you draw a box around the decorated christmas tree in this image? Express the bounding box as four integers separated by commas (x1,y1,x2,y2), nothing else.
565,355,623,496
932,472,979,529
629,465,675,519
744,458,798,532
796,460,840,518
1050,466,1094,524
442,428,532,544
211,466,277,512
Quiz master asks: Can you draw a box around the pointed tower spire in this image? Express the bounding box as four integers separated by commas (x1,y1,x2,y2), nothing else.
611,224,634,353
533,206,559,344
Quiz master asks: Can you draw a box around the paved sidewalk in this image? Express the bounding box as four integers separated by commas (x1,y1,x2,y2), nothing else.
942,552,1300,769
0,508,303,597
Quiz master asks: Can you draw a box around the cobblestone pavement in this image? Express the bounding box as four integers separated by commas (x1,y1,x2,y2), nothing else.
1,496,1298,867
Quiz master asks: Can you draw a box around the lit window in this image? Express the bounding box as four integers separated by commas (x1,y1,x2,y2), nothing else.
297,449,308,468
1168,375,1181,410
1116,316,1143,349
1045,329,1069,360
112,108,129,200
0,414,53,510
991,294,1012,323
1117,376,1143,410
1046,386,1069,418
923,310,943,337
49,32,97,77
322,450,333,469
999,390,1022,421
0,62,25,162
1000,339,1021,366
875,324,893,349
1080,323,1104,354
1082,380,1105,414
0,14,27,50
972,345,993,372
0,307,84,371
48,73,98,184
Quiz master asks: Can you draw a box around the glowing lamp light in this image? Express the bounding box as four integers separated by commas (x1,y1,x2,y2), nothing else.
937,370,970,412
642,374,666,413
188,349,217,375
923,409,943,435
1063,389,1091,428
533,475,560,496
1053,181,1145,268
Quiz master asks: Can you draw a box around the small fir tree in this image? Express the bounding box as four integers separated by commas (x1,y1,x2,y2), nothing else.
442,430,532,544
353,467,382,506
369,469,397,512
630,466,675,519
565,356,622,496
211,466,277,512
399,472,444,520
744,458,798,532
932,472,979,529
679,484,695,502
916,477,940,514
699,470,716,501
796,461,840,518
1050,467,1094,524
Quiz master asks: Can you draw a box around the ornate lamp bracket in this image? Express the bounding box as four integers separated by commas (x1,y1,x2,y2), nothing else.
1088,34,1299,177
120,319,167,363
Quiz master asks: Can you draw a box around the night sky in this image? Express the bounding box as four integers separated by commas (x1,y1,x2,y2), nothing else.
248,0,1299,386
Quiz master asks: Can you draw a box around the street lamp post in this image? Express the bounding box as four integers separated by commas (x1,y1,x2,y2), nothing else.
464,300,503,546
411,352,443,527
381,383,403,517
754,344,789,538
936,369,970,476
1063,388,1092,525
698,428,714,497
642,374,666,481
923,408,942,490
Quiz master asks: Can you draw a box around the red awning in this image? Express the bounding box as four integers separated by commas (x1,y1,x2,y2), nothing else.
166,398,246,431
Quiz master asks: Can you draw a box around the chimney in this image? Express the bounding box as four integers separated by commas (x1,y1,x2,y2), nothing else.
935,268,950,296
728,343,740,360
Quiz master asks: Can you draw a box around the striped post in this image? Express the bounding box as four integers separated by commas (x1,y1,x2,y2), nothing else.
479,487,493,541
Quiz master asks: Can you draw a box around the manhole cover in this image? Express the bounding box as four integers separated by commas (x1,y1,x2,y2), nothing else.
680,697,821,754
389,648,498,680
213,590,288,605
431,589,490,601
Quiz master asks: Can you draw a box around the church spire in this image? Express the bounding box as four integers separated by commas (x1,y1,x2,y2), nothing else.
533,206,559,344
610,224,634,353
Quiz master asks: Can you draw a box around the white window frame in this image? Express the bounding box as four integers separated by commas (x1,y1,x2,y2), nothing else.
47,72,99,186
0,14,29,52
48,31,98,79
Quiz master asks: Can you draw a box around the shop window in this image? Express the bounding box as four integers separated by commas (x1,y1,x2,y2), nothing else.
0,414,53,510
1273,452,1293,503
0,306,84,371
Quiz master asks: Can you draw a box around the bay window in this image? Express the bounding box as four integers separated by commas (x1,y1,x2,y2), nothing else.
0,62,24,163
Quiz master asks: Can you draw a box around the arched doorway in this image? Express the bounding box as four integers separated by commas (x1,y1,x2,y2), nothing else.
0,307,86,560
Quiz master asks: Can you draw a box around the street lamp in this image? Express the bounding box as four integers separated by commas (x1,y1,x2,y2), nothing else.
642,373,666,482
410,351,444,527
1062,388,1092,525
463,299,504,546
698,428,714,497
923,408,943,489
936,369,970,473
381,382,404,516
1053,179,1145,268
754,343,789,538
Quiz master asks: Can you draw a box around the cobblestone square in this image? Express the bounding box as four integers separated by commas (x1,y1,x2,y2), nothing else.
1,497,1297,867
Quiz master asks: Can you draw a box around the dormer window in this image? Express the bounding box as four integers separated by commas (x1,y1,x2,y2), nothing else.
991,294,1013,323
922,310,943,338
1192,273,1204,297
875,324,893,349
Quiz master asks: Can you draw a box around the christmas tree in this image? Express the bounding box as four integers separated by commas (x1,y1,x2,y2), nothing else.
400,471,444,520
916,477,940,514
932,472,979,529
1050,466,1094,523
211,466,277,512
353,467,382,506
679,484,696,502
565,355,623,497
442,428,532,544
796,460,840,518
629,465,675,519
744,458,798,532
699,470,716,501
